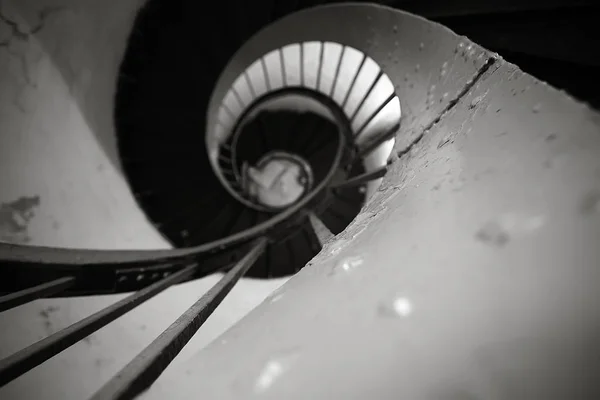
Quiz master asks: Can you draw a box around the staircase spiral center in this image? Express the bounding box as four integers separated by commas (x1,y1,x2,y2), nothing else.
243,151,313,209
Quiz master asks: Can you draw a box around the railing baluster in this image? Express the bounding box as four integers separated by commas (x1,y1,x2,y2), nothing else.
231,86,246,109
0,277,75,312
315,41,325,91
332,165,388,189
256,114,271,151
221,142,232,151
354,93,397,139
341,53,367,108
300,42,305,86
244,70,257,100
260,57,271,91
89,239,267,400
0,263,198,386
354,122,400,160
218,154,231,163
329,46,346,98
221,103,237,121
349,71,384,122
279,48,287,86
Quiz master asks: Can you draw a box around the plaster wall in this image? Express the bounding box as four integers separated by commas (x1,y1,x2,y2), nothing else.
0,1,286,399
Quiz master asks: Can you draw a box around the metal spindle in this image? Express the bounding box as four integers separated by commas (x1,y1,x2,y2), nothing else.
349,71,384,122
0,277,75,312
244,70,257,99
354,122,400,160
89,239,267,400
329,46,347,97
300,42,305,87
315,41,325,91
279,48,287,87
260,57,271,91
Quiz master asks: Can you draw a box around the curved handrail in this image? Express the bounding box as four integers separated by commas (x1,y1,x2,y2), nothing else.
0,127,344,271
217,87,352,211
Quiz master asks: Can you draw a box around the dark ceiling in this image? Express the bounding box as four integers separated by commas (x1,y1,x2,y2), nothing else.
388,0,600,108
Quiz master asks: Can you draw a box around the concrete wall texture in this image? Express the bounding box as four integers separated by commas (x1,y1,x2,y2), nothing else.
1,1,600,400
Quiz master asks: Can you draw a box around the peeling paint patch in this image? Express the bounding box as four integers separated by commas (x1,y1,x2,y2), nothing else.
0,195,40,243
94,358,114,368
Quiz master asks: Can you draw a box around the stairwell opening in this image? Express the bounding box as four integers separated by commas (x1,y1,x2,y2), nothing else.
208,41,401,244
116,10,401,278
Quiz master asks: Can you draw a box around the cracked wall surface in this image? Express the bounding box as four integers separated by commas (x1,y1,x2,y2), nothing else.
147,56,600,400
0,1,286,399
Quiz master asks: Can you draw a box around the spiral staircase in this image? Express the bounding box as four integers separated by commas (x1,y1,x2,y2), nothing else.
0,0,598,399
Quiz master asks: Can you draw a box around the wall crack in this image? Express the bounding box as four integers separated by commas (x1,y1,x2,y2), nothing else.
0,5,65,48
396,56,499,159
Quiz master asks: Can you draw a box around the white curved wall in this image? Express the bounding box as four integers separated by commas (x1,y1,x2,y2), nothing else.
0,1,286,399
